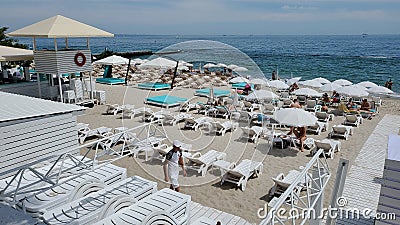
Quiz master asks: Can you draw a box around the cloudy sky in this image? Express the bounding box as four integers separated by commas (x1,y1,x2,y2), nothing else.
1,0,399,35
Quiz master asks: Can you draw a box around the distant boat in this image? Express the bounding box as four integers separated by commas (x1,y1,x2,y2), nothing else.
362,33,368,37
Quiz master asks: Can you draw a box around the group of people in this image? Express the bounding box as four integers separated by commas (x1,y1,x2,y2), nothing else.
384,79,394,90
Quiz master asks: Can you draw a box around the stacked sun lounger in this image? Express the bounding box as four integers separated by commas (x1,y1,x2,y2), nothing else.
42,176,157,224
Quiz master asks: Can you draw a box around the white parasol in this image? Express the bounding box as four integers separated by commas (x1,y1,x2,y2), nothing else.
274,108,318,127
293,88,322,97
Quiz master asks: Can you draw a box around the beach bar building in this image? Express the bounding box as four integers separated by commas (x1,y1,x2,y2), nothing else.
5,15,113,101
0,92,85,180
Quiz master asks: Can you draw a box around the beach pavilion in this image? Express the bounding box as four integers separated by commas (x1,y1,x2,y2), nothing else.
6,15,113,102
0,45,34,81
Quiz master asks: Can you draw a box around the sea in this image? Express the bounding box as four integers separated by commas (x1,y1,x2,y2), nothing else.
17,34,400,92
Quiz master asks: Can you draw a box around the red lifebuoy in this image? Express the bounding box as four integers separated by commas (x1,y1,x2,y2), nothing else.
74,52,86,67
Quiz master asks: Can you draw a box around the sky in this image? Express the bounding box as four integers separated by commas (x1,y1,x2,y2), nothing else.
1,0,400,35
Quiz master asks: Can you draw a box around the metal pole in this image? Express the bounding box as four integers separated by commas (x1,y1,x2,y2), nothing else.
86,37,90,49
65,38,68,49
310,165,327,225
54,38,57,51
170,61,179,89
326,158,349,225
33,37,36,51
37,74,42,98
89,71,93,100
125,58,131,85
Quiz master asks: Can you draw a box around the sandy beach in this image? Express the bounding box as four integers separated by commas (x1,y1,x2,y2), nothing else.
76,82,400,224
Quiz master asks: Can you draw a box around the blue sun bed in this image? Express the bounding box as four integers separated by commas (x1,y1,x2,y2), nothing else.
195,88,231,97
145,95,188,108
96,78,125,85
138,82,171,90
231,82,254,90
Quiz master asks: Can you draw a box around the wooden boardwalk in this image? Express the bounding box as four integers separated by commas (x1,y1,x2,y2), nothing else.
337,115,400,225
190,202,253,225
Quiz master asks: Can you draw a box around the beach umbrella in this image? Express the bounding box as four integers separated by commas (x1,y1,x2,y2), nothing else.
351,84,367,91
274,108,317,127
217,63,228,68
367,86,394,94
246,90,279,101
248,78,268,85
319,83,341,92
312,77,331,84
299,80,323,88
357,81,378,88
139,57,176,69
233,66,248,72
229,76,249,83
293,88,322,97
332,79,353,86
203,63,217,68
227,64,238,70
93,55,129,65
336,85,369,97
177,65,189,71
267,80,289,89
286,77,302,85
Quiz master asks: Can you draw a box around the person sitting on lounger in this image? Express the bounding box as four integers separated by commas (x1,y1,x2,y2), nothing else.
293,126,307,152
360,99,371,111
290,99,302,109
164,140,186,192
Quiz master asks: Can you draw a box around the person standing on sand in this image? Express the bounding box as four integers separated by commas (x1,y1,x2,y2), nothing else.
164,140,186,192
272,70,277,80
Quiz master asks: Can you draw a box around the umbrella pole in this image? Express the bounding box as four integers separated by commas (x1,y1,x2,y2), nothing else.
125,58,131,85
89,71,93,99
170,61,179,90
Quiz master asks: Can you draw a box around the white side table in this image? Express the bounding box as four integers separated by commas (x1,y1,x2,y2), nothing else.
94,90,106,105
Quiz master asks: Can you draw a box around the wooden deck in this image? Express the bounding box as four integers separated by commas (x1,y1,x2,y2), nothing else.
337,115,400,225
190,201,253,225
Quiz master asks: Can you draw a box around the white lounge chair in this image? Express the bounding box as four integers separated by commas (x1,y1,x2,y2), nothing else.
312,139,341,159
262,104,277,115
78,126,113,144
221,159,263,191
122,107,153,119
315,111,334,122
144,110,170,123
269,170,309,197
129,136,166,161
121,104,135,119
215,106,230,119
179,101,198,112
240,126,263,143
105,104,123,115
186,150,226,176
93,188,191,225
183,117,214,131
42,176,157,224
209,121,238,136
329,125,353,140
308,121,328,135
281,99,293,108
305,100,321,112
19,163,127,217
243,101,260,112
343,114,362,127
162,113,193,126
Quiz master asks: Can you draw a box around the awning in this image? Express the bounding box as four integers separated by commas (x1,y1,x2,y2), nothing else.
0,45,33,62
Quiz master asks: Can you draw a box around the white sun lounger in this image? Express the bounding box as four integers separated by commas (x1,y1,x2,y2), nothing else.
78,126,113,144
240,126,263,143
313,139,341,159
269,170,310,197
209,121,238,136
162,113,193,126
42,176,157,224
19,163,127,217
0,157,92,201
105,104,123,115
183,117,214,131
308,121,328,135
221,159,263,191
186,150,226,176
151,143,192,162
343,114,363,127
315,111,334,122
93,188,191,225
329,125,354,140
